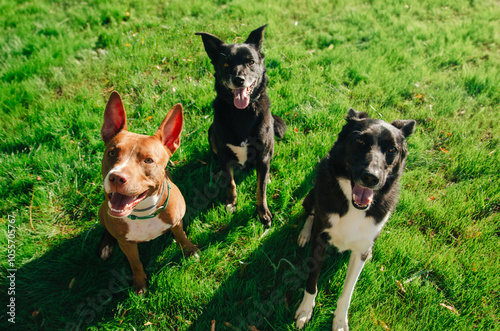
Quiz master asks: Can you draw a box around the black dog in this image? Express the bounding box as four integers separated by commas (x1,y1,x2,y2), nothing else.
295,109,415,330
196,25,286,226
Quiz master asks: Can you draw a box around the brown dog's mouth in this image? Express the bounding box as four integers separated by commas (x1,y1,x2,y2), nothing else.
229,82,255,109
107,191,148,217
352,183,373,210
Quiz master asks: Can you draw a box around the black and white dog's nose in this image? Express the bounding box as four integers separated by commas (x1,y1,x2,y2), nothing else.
361,171,379,187
232,76,245,86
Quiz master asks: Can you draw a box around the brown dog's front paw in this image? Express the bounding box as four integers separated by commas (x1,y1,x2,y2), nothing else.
133,277,148,295
225,203,237,213
99,244,113,260
258,207,273,227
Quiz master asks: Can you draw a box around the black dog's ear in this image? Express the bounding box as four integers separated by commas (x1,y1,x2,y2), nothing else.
391,119,416,138
245,24,267,49
195,32,226,62
346,108,370,121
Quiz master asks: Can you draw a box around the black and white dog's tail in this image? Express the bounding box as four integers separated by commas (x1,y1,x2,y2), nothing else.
273,115,287,138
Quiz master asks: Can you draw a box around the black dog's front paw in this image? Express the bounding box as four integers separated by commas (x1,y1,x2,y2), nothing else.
258,206,273,227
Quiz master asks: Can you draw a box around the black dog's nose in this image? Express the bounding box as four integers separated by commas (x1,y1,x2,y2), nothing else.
232,76,245,86
361,171,379,187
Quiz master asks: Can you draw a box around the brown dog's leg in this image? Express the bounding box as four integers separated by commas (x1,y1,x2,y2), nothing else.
256,157,272,227
118,241,147,294
171,222,199,258
98,229,116,260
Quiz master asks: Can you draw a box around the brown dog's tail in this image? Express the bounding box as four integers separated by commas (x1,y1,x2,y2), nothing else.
273,115,287,139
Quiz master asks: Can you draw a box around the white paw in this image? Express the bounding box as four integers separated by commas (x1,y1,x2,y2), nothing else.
332,315,349,331
297,228,311,247
297,215,313,247
225,203,236,213
100,245,113,260
295,291,316,329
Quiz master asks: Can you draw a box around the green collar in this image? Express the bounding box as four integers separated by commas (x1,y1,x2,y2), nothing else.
128,180,171,220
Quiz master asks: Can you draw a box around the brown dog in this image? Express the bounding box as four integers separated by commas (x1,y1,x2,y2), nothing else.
98,91,198,294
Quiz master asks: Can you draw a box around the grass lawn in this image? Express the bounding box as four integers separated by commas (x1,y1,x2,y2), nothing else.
1,0,499,330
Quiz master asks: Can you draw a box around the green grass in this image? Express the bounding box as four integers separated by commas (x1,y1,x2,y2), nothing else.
1,0,499,330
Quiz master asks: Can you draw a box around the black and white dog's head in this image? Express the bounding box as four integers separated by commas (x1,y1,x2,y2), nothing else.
337,109,416,210
196,25,267,109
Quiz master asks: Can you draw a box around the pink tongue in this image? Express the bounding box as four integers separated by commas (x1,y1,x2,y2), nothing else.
352,183,373,207
234,88,249,109
110,193,137,211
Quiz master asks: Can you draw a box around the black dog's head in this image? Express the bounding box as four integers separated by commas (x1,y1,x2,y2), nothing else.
196,25,267,109
337,109,416,210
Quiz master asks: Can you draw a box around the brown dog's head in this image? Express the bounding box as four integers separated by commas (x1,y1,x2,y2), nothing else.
100,91,183,217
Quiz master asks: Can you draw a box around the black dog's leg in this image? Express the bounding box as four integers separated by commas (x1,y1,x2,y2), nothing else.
256,155,272,227
98,229,116,260
208,124,218,156
295,227,328,328
216,151,238,210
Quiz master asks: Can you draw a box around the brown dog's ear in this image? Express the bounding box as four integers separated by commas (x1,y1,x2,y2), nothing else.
155,103,183,156
195,32,226,63
391,119,416,138
101,91,127,144
245,24,267,49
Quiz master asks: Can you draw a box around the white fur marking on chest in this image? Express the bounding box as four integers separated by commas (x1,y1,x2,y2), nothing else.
123,216,171,242
227,141,249,166
323,178,389,253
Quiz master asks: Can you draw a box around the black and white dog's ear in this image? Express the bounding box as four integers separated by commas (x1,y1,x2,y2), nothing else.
391,119,416,138
195,32,226,62
346,108,370,121
245,24,267,49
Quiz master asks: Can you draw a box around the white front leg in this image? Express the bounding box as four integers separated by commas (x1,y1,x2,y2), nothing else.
332,251,367,331
295,290,317,329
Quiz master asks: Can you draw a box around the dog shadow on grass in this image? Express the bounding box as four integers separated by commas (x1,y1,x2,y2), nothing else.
4,149,348,330
185,158,351,330
0,150,291,330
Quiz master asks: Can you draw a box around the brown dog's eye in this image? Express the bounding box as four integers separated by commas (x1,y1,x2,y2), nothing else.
144,158,154,164
108,150,117,157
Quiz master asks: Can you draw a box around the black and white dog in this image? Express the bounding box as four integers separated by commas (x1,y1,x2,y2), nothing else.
295,109,416,330
196,25,286,227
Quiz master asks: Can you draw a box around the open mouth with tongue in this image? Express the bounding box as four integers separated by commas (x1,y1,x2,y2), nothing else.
107,191,148,217
230,82,255,109
352,183,374,210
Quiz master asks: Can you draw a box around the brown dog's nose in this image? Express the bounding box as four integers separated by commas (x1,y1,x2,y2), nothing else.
109,173,128,186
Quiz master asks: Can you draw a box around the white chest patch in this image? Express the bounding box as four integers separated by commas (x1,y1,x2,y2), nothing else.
122,216,171,242
227,141,249,166
323,178,389,254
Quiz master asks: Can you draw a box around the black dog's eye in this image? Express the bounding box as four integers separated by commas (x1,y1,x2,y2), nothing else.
223,62,229,68
356,138,365,145
388,147,397,153
144,157,154,164
108,150,117,157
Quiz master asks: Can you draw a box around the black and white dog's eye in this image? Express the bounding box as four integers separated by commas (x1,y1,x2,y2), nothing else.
388,147,397,153
249,60,255,65
356,138,365,145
